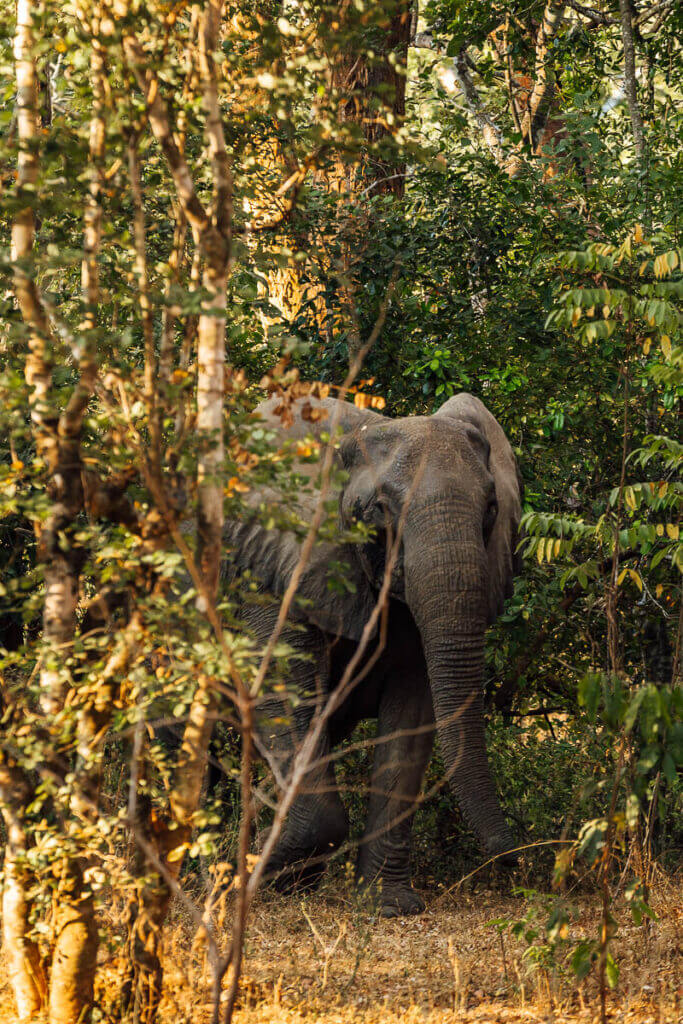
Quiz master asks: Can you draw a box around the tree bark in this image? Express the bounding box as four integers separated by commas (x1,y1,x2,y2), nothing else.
267,1,413,334
7,4,104,1021
453,50,505,165
0,765,47,1022
618,0,646,162
326,0,413,197
121,6,232,1017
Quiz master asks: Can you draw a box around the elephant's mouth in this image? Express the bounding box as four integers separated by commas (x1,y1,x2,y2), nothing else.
360,527,405,598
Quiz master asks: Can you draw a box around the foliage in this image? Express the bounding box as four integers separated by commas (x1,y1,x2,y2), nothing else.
0,0,680,1022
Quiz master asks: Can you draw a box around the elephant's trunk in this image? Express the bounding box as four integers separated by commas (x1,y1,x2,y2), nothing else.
404,499,515,863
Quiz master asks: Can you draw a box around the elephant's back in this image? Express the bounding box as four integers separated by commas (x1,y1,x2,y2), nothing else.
254,394,385,444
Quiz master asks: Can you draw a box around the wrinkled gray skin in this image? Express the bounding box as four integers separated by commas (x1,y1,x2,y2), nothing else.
223,393,523,916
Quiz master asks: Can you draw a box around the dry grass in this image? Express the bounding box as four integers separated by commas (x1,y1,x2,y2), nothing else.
1,875,679,1022
138,875,683,1022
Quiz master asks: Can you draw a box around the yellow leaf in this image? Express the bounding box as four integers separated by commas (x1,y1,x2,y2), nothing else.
55,39,67,53
370,396,386,410
634,224,644,243
536,542,544,565
661,335,671,359
11,459,23,471
655,584,664,598
628,569,643,592
666,523,679,540
225,476,250,496
643,337,651,355
167,843,190,864
656,523,664,536
617,568,628,586
625,486,636,510
602,304,610,319
658,481,668,498
554,538,562,557
639,260,648,276
571,307,581,326
586,306,595,318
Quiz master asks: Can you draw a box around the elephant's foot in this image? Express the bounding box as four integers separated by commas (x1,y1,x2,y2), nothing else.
377,884,425,918
356,876,425,917
264,796,349,893
266,856,327,894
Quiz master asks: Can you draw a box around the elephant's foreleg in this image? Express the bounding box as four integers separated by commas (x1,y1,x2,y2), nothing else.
356,672,434,917
252,620,348,889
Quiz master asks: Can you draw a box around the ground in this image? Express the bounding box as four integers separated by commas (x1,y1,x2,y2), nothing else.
150,877,680,1024
0,877,678,1022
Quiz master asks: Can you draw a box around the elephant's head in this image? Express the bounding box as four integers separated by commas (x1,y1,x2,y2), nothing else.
337,393,522,864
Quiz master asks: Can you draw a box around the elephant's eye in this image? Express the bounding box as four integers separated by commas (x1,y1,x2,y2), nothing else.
483,499,498,541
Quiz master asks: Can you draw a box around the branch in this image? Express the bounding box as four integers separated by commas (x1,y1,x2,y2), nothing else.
492,549,640,714
521,1,566,151
501,16,523,137
634,1,673,28
65,3,106,436
199,0,233,243
127,134,160,466
12,0,54,453
453,49,505,166
566,0,615,26
123,37,211,243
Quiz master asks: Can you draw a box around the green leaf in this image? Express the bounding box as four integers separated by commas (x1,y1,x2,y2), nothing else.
661,751,676,785
570,941,594,981
605,953,619,989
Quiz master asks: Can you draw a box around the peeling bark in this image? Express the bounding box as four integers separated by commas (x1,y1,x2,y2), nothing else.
520,2,566,152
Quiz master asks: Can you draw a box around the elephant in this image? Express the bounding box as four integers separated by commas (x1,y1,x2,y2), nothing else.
223,392,523,916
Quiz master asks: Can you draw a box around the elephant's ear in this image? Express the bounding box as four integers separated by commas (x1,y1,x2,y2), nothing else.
223,508,377,641
223,394,385,641
434,393,523,623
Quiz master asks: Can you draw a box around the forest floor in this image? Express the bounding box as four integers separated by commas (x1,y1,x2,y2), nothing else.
147,874,681,1024
0,875,679,1022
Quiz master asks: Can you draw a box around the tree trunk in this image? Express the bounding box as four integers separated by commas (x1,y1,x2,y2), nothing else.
267,1,413,339
121,6,231,1017
326,0,413,197
48,867,98,1024
6,4,103,1021
0,766,47,1022
618,0,646,162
